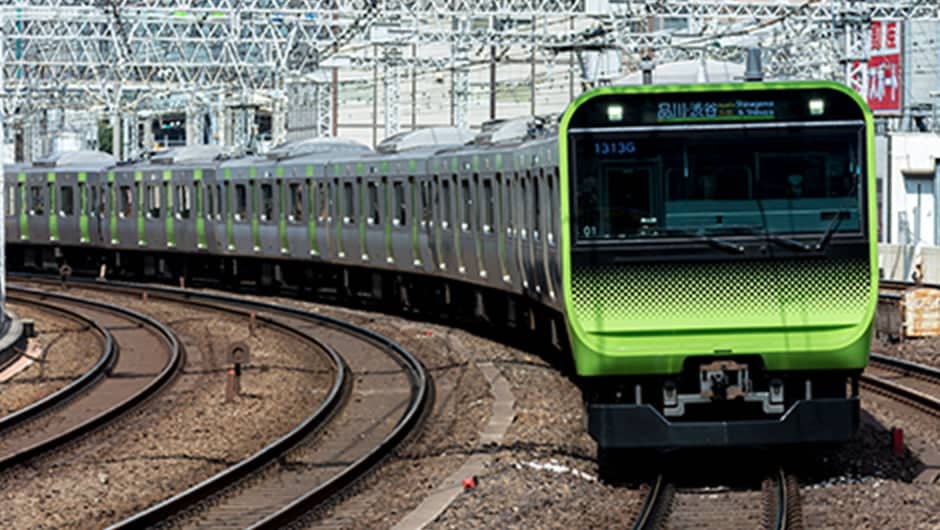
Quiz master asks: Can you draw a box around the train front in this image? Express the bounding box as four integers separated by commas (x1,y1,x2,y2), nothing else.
559,82,877,450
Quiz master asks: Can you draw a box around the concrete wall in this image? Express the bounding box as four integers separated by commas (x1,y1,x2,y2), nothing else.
880,133,940,245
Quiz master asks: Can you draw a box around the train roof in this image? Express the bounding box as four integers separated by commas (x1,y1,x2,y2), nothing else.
28,150,116,171
267,137,372,162
375,127,474,154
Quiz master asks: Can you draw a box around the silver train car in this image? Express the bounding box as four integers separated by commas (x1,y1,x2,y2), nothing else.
5,122,567,343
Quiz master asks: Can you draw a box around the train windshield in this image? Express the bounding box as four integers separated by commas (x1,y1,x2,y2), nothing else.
570,123,865,244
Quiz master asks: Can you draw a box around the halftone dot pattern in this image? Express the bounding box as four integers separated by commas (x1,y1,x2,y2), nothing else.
570,258,870,330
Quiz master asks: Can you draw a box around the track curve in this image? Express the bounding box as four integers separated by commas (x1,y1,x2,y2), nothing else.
0,286,182,471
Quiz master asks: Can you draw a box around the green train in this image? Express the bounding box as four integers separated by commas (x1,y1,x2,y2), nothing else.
5,81,875,451
562,81,876,449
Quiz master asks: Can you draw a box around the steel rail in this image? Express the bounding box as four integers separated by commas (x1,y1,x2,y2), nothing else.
0,290,116,434
0,285,182,471
11,274,433,529
631,467,796,530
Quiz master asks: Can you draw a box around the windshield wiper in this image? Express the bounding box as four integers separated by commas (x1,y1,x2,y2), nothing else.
661,228,744,254
812,210,849,251
708,224,813,252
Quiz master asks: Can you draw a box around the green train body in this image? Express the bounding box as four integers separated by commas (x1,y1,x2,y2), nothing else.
561,81,875,449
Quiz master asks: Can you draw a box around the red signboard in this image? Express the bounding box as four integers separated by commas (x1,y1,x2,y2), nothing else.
867,20,902,113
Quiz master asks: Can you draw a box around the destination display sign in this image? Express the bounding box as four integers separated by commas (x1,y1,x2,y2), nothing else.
656,100,776,123
566,87,866,129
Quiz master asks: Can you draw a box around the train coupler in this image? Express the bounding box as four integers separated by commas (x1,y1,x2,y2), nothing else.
662,360,785,417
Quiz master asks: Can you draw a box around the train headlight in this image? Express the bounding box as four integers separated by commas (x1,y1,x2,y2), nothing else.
606,104,624,121
809,98,825,116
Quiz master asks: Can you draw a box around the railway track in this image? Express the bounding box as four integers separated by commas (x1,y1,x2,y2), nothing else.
0,292,114,434
13,275,433,529
631,467,802,530
862,353,940,417
0,286,181,470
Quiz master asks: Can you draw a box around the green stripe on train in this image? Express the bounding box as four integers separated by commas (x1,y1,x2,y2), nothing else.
47,172,58,241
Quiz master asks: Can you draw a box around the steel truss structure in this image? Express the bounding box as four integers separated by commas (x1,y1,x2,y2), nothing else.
1,0,938,157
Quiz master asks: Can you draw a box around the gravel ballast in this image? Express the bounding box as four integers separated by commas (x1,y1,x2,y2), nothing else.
0,286,333,529
0,303,102,418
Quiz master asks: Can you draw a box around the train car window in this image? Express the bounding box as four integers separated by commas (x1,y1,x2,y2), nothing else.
460,178,472,232
89,186,98,216
260,183,274,221
147,184,161,218
59,186,74,216
343,182,355,224
176,185,191,219
235,184,248,220
394,181,406,227
119,185,133,218
440,179,451,230
215,185,223,219
367,181,380,225
289,182,303,222
29,185,44,215
482,178,494,233
317,182,329,222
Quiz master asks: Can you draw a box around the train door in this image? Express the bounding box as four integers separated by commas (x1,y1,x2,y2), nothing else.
90,179,106,245
26,172,51,243
76,174,92,245
388,177,410,267
169,171,198,251
479,174,500,284
230,174,253,253
13,172,26,242
55,172,79,244
255,175,280,255
513,173,529,290
415,177,433,271
430,175,444,271
218,172,234,252
363,178,383,264
545,168,560,302
112,172,138,247
532,169,547,298
439,175,459,274
141,170,167,250
332,178,345,259
285,175,308,259
457,174,480,278
313,179,331,258
339,176,363,261
201,171,221,253
493,173,510,284
5,171,19,242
